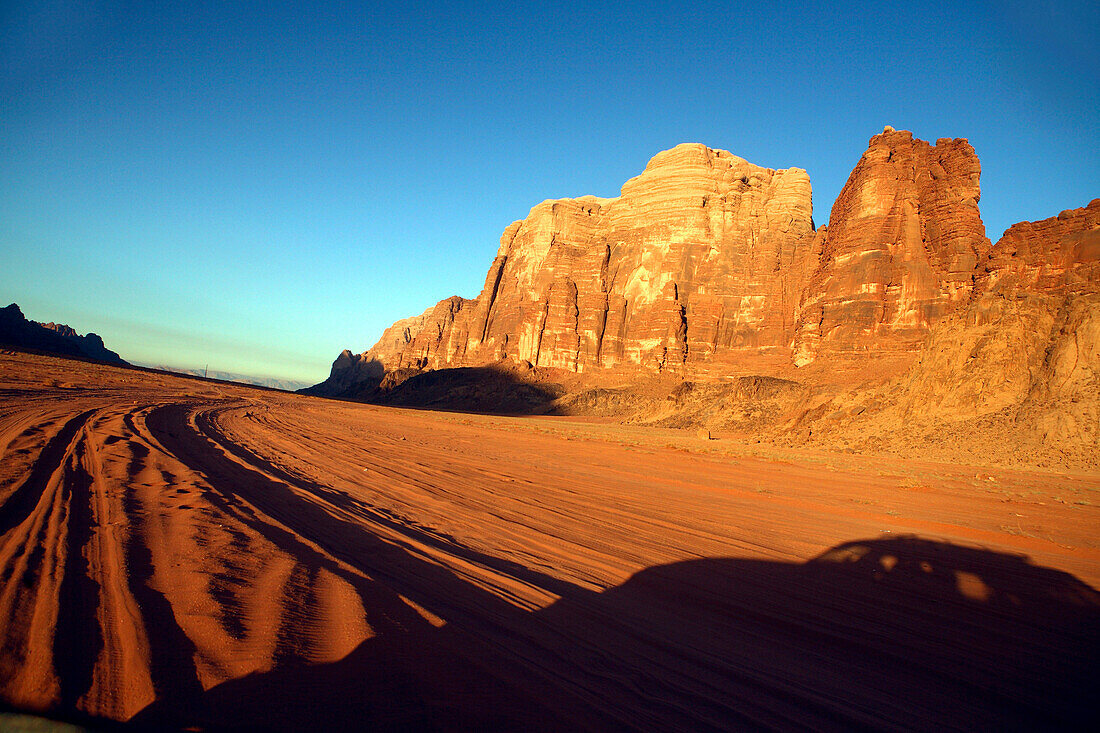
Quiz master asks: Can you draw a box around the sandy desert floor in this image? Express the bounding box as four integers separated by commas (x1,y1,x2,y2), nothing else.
0,350,1097,731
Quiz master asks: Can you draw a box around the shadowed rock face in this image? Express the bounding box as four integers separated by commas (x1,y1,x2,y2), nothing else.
0,304,126,365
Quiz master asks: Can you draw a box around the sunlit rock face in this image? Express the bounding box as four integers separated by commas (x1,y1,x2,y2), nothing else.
896,200,1100,450
792,129,991,366
592,144,817,373
351,143,820,377
317,131,1095,405
986,198,1100,290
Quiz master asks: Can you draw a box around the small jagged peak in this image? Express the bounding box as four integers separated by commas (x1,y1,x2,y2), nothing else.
524,194,615,220
41,322,78,338
868,127,914,147
866,128,975,160
332,349,356,371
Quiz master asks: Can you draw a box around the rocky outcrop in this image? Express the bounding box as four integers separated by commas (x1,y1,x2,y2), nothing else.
40,322,79,339
784,199,1100,467
313,129,1096,465
895,200,1100,448
303,348,383,396
482,145,819,375
0,303,127,365
792,128,991,366
319,143,822,394
308,131,1100,468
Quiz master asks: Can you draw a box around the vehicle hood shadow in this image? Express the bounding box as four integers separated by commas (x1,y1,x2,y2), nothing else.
131,536,1099,732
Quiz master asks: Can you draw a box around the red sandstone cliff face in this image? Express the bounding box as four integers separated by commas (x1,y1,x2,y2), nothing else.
325,142,821,390
313,130,1094,447
478,145,819,374
792,129,991,366
783,199,1100,467
895,200,1100,445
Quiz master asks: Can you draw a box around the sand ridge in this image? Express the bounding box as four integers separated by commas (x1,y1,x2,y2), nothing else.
0,351,1097,729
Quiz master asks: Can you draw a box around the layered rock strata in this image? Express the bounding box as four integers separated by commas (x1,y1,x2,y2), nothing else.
782,199,1100,467
314,131,1088,412
791,129,991,365
318,143,822,393
897,199,1100,439
365,144,819,377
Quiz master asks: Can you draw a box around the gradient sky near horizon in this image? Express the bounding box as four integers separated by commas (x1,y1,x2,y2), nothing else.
2,0,1098,384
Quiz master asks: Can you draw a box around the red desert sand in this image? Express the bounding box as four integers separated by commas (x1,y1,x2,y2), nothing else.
1,350,1097,730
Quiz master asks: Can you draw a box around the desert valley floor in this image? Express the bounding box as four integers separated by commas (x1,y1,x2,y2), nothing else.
0,350,1097,730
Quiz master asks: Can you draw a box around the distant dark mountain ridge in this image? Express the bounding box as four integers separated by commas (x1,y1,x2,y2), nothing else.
0,303,127,365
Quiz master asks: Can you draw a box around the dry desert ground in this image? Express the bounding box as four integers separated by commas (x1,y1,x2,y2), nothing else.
0,350,1097,730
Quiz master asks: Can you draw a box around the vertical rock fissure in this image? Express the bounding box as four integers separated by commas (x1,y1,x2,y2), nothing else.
532,296,550,367
594,295,609,367
569,280,581,370
594,244,612,366
480,256,508,343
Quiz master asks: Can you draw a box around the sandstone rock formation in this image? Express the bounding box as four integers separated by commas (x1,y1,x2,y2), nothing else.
314,143,822,394
782,199,1100,467
894,199,1100,452
40,322,80,339
312,129,1097,466
792,129,991,366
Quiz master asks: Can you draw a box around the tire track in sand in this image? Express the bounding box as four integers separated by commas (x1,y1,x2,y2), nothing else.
2,352,1098,731
0,409,97,709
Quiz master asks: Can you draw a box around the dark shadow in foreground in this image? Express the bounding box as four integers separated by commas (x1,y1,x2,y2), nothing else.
132,537,1099,732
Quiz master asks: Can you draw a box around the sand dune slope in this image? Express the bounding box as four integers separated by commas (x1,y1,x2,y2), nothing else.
1,352,1097,730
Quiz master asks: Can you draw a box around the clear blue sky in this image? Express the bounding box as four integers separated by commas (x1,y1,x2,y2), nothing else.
2,1,1097,384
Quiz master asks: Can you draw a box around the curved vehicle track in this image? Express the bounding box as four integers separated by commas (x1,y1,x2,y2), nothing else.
1,352,1098,730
